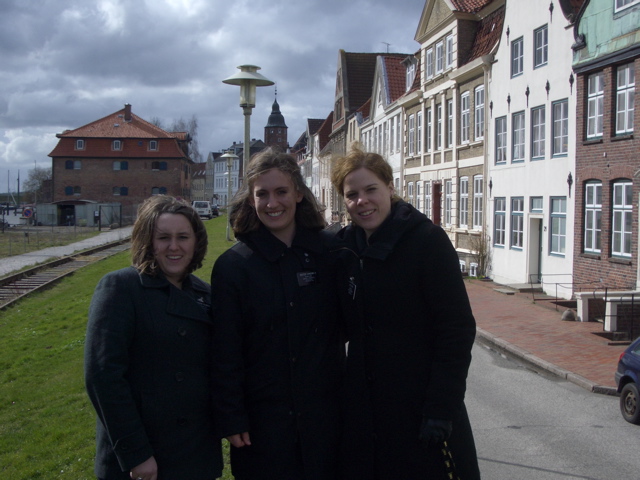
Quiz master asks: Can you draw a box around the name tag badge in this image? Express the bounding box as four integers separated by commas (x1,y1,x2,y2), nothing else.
297,271,317,287
348,277,357,300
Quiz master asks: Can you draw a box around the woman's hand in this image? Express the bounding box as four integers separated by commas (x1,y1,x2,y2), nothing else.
227,431,251,448
130,456,158,480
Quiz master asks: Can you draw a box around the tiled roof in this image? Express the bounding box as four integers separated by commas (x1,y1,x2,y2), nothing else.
449,0,495,13
307,118,325,137
465,5,505,64
56,105,182,139
356,98,371,120
344,52,408,113
383,56,410,103
317,111,334,150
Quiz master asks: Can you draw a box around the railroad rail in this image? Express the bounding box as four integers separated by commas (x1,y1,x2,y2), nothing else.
0,240,130,310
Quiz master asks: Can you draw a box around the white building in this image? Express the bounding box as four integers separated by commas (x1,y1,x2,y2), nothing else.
486,0,579,298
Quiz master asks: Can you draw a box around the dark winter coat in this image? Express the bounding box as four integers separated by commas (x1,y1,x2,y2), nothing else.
332,201,480,480
210,225,344,480
85,266,222,480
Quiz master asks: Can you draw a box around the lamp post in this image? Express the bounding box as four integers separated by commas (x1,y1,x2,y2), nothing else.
222,65,274,182
220,151,238,241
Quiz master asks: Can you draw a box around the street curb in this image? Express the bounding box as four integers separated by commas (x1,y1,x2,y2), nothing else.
475,327,618,396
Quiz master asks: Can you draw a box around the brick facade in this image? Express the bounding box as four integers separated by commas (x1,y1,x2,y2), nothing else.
573,58,640,291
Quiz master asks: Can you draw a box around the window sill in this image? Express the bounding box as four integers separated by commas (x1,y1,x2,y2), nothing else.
609,257,632,266
580,252,601,260
583,138,603,145
611,134,633,142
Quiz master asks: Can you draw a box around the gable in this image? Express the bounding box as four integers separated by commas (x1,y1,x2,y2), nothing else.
415,0,454,43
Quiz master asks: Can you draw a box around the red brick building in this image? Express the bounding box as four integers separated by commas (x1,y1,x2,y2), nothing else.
49,104,194,220
572,1,640,292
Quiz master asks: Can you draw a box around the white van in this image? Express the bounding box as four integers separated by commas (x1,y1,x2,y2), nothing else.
192,201,213,219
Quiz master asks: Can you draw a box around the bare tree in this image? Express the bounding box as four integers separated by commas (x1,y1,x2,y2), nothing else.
170,115,202,163
23,165,52,203
149,116,165,129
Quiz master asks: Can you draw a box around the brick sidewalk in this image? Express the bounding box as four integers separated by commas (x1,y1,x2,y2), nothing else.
465,279,626,392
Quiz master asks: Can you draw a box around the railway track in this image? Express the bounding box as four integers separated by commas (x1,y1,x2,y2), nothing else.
0,240,130,310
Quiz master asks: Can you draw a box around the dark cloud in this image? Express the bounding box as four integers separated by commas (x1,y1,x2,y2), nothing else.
0,0,422,188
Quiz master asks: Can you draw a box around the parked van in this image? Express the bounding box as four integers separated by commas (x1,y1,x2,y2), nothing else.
192,201,213,219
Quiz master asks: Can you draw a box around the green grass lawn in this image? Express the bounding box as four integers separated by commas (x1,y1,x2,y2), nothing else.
0,225,102,258
0,216,235,479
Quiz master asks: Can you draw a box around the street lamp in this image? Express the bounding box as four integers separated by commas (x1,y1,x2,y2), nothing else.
222,65,274,180
220,151,238,241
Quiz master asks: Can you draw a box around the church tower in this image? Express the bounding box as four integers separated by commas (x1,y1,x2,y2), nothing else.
264,90,288,151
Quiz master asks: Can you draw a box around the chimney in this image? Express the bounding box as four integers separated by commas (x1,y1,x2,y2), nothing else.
124,103,132,122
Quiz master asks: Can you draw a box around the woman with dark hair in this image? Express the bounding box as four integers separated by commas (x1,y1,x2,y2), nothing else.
210,148,344,480
330,147,480,480
85,195,222,480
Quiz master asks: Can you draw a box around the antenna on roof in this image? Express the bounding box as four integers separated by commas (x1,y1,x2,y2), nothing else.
382,42,391,53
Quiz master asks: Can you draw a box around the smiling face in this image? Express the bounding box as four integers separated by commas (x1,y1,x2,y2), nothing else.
250,168,303,246
343,167,394,239
152,213,196,288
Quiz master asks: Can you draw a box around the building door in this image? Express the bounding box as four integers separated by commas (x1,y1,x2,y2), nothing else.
528,217,542,283
432,182,442,226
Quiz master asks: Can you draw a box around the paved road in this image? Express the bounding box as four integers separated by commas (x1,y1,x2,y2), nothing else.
467,343,638,479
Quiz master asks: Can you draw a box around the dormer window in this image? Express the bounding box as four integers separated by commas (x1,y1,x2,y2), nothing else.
149,140,158,151
406,62,416,91
113,140,122,151
75,139,85,150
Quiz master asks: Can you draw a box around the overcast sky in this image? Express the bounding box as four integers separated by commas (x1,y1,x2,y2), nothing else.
0,0,424,194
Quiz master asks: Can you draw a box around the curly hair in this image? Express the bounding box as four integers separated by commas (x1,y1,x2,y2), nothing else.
130,195,208,277
230,148,325,236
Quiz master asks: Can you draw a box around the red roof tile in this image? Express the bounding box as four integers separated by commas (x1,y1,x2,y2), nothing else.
465,5,505,64
449,0,495,13
383,56,410,103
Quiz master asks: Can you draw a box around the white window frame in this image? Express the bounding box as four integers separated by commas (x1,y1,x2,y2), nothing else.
408,114,415,155
511,37,524,77
408,181,414,206
495,116,507,164
616,63,635,135
459,177,469,228
612,180,633,257
474,86,485,141
149,140,158,151
112,140,122,151
396,115,401,152
446,34,454,69
531,105,546,159
75,139,85,150
510,197,524,249
447,99,453,148
390,117,395,152
424,181,432,218
426,108,432,153
512,111,525,162
494,197,506,246
406,62,416,91
461,92,470,144
426,48,434,80
615,0,640,12
436,104,443,150
584,181,602,254
473,175,483,229
444,179,453,226
534,25,548,68
550,197,567,255
552,99,569,155
436,41,444,74
417,111,423,154
587,72,604,138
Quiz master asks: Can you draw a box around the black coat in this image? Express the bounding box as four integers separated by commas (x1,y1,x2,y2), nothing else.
210,226,344,480
85,267,222,480
332,201,480,480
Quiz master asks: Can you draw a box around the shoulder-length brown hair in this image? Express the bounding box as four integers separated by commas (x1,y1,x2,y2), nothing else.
130,195,208,277
331,145,401,204
230,148,325,236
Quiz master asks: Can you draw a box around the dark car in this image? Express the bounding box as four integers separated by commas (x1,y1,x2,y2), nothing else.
211,204,219,217
615,336,640,424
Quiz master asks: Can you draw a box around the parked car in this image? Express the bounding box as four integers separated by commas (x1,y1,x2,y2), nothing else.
211,204,220,217
615,336,640,424
192,201,213,219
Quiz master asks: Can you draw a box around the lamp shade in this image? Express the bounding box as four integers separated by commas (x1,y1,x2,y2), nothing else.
222,65,274,108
